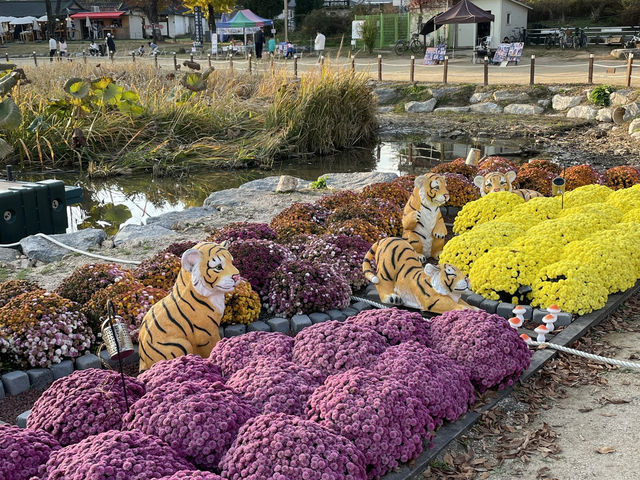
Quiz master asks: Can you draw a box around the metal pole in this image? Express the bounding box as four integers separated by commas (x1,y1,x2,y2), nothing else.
154,53,158,69
229,53,233,72
190,53,194,63
248,53,252,74
483,56,488,86
208,53,211,68
132,52,135,63
83,50,86,65
377,54,382,81
110,50,114,63
408,143,413,164
530,54,535,85
4,52,8,62
588,53,594,84
173,53,178,71
410,55,415,82
351,55,355,74
294,54,298,77
443,55,449,84
33,51,37,66
627,53,634,87
320,55,325,67
284,0,288,43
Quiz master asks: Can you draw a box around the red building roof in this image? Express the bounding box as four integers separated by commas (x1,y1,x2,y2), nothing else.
70,12,124,19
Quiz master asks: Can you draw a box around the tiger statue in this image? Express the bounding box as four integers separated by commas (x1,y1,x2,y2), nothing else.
402,173,449,263
138,242,240,371
362,237,473,314
473,171,543,201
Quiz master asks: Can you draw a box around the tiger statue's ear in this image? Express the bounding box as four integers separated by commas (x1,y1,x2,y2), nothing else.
414,175,426,189
473,175,485,189
423,263,439,279
220,240,229,249
181,248,202,273
506,170,517,185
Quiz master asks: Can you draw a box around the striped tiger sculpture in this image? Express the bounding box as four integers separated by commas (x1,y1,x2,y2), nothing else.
138,242,240,371
362,237,473,314
473,171,543,201
402,173,449,262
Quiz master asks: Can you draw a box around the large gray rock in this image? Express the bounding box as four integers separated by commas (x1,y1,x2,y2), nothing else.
596,107,613,123
0,247,19,262
20,228,106,263
404,98,437,113
566,105,598,120
503,104,544,115
113,223,178,248
610,89,634,106
374,87,399,105
552,94,583,111
275,175,299,193
429,86,460,99
623,102,640,121
146,207,218,230
537,99,551,108
469,102,503,114
469,92,491,103
238,176,309,192
321,172,398,190
204,188,264,208
628,118,640,134
493,90,529,102
433,106,470,112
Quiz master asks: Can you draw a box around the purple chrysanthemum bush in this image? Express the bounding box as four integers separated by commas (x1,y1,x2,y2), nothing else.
159,471,223,480
207,221,277,243
138,354,224,392
55,263,133,304
346,307,431,346
37,430,194,480
27,368,145,446
123,380,256,470
220,413,368,480
0,424,60,480
429,309,532,392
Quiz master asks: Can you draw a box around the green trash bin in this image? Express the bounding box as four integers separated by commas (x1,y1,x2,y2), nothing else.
0,189,25,244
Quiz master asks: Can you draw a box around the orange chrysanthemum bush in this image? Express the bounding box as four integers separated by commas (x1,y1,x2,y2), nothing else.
133,252,182,290
515,165,555,196
55,264,134,304
0,279,40,308
430,158,478,180
110,285,168,342
390,175,417,194
443,173,480,207
221,279,261,326
327,218,384,244
316,190,359,210
605,165,640,190
327,198,402,237
564,164,605,191
270,203,330,243
476,156,520,177
522,158,562,176
359,182,411,209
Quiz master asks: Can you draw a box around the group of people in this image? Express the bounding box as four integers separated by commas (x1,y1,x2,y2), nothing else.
250,27,325,60
48,33,118,60
48,37,68,61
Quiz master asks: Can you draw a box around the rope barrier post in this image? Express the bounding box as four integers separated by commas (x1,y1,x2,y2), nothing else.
229,53,233,72
154,52,158,69
483,56,488,86
321,55,325,67
294,55,298,78
173,53,178,71
190,53,194,63
351,55,355,74
588,53,594,84
4,52,8,62
207,53,211,68
110,50,114,63
377,54,382,81
443,55,449,84
131,52,135,63
529,54,535,85
83,50,86,64
32,51,37,66
248,54,252,74
408,142,414,164
627,53,634,87
270,52,274,72
410,55,415,82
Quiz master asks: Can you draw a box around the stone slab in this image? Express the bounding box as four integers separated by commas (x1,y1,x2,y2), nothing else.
20,228,106,263
26,368,54,390
113,224,179,248
0,380,4,399
309,312,330,324
326,309,347,322
341,307,359,317
146,207,218,230
218,326,225,338
464,294,485,308
0,247,19,262
267,317,290,334
247,321,271,332
16,410,30,428
75,353,101,370
496,302,516,319
224,324,246,337
291,314,312,334
351,301,372,313
532,309,573,327
479,299,499,314
1,371,30,396
98,345,139,368
50,359,74,380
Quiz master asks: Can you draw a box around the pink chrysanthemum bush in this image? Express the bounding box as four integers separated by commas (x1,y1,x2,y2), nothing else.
123,380,256,470
159,471,223,480
429,310,532,392
209,331,294,377
133,252,182,290
476,156,520,176
28,369,145,446
307,367,432,479
266,259,351,317
0,279,40,308
297,233,371,290
161,240,199,257
207,221,277,243
38,430,194,480
226,358,322,417
0,424,60,480
345,308,431,346
227,239,294,298
138,354,224,392
292,321,387,380
55,263,133,304
390,174,417,193
373,341,475,425
220,412,368,480
0,290,94,369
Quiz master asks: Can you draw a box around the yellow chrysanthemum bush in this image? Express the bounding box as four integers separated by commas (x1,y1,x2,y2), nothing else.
452,191,524,234
221,279,261,326
621,208,640,223
469,246,530,302
497,196,562,228
606,185,640,212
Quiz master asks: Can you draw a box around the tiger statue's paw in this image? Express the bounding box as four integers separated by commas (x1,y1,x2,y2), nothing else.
384,294,403,305
371,275,380,284
433,232,445,239
418,255,427,265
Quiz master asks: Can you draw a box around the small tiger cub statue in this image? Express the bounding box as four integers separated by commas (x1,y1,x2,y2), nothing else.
473,171,543,201
402,173,449,262
362,237,473,314
138,242,240,371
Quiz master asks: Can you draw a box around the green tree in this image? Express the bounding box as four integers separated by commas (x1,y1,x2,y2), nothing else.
361,16,377,54
240,0,282,19
183,0,236,35
296,0,323,16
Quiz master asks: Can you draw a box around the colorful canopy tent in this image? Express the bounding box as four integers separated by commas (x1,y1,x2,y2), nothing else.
217,9,273,56
434,0,495,25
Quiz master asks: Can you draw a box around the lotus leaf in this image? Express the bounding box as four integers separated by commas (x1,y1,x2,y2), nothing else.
64,78,90,99
0,98,22,129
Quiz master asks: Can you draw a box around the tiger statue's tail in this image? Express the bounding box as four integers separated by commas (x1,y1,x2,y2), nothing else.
362,241,380,284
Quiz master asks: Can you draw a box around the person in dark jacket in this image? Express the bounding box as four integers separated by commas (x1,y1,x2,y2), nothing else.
254,27,264,59
106,33,116,55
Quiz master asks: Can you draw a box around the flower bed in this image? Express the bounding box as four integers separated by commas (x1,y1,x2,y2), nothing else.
0,424,60,480
56,263,133,304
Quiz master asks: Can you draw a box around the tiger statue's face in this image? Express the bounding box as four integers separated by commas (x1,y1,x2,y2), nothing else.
181,242,240,297
473,171,517,196
416,173,449,206
423,263,470,301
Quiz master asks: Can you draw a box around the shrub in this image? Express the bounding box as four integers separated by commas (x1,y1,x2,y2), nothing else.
110,284,168,341
221,279,261,325
0,279,39,308
55,263,133,304
452,191,525,234
327,198,402,236
307,368,431,478
39,430,193,480
605,165,640,190
207,222,276,243
0,291,94,369
298,233,371,290
431,157,477,179
139,354,224,392
292,321,386,379
123,380,256,470
345,307,431,346
327,218,385,243
226,239,293,298
515,166,555,196
300,8,351,36
84,278,145,330
209,331,294,377
270,203,330,242
476,156,520,176
159,472,222,480
589,84,614,106
564,164,605,191
429,310,532,392
160,240,198,257
522,158,562,176
359,181,410,208
0,424,60,480
443,172,480,207
28,369,145,446
362,16,378,54
316,190,358,210
133,252,182,290
390,174,417,193
220,413,367,480
266,259,351,317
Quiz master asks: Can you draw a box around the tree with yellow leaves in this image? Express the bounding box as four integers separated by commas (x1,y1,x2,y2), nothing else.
183,0,235,35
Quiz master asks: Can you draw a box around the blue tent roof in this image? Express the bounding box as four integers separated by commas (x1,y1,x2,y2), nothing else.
217,9,273,29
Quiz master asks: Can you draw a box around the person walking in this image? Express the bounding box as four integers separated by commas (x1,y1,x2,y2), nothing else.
58,38,68,58
254,27,265,59
106,33,116,56
314,30,325,61
48,36,57,62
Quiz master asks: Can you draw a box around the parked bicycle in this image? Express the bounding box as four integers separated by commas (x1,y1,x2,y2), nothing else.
545,28,577,49
625,32,640,48
394,33,425,56
509,27,526,43
573,27,588,48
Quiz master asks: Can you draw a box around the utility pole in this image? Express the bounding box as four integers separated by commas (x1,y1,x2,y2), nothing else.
284,0,288,42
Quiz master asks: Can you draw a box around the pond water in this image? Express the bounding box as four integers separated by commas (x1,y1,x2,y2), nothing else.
24,137,533,235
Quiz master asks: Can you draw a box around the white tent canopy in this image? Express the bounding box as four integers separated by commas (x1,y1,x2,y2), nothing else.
10,16,37,25
0,16,15,23
37,15,47,22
